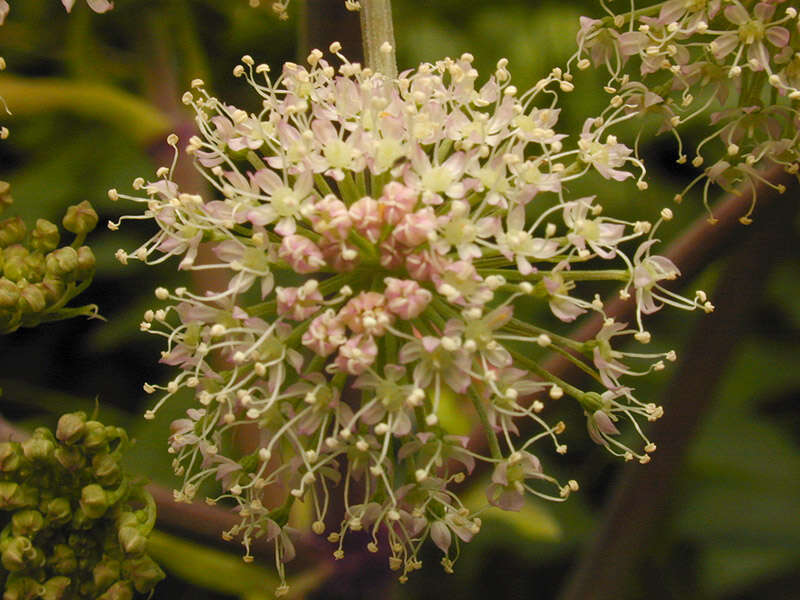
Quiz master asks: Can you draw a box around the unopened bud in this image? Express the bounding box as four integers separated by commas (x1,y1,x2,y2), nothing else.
0,441,23,472
62,201,99,235
2,576,42,600
80,484,110,519
56,412,86,445
97,581,134,600
93,559,122,591
119,526,148,555
124,554,166,593
46,246,79,280
0,217,26,247
54,445,85,471
1,536,37,571
44,497,72,526
0,278,20,308
18,282,47,314
22,435,55,462
92,453,120,486
11,509,45,537
40,576,71,600
31,219,60,253
83,420,108,449
75,246,96,280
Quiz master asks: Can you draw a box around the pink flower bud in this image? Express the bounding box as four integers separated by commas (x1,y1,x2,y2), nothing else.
276,284,323,321
349,196,382,242
310,195,352,241
279,235,326,273
378,237,405,270
379,181,418,225
302,309,346,356
405,250,440,281
394,207,437,247
384,278,432,319
334,334,378,375
339,291,394,335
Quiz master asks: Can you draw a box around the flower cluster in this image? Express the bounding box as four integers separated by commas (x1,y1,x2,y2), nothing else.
0,413,164,600
112,47,711,592
0,187,99,334
570,0,800,221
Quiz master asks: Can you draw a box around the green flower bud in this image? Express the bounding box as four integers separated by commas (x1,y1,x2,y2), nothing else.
2,575,42,600
18,282,47,314
40,576,71,600
2,536,35,571
0,180,13,216
23,252,46,282
0,277,21,309
92,454,120,487
96,581,133,600
0,217,26,247
0,441,23,472
48,544,78,576
0,482,37,510
56,412,86,445
21,436,55,462
45,247,79,281
31,219,60,253
3,254,27,282
4,244,26,261
75,246,96,280
62,201,98,236
123,555,165,593
39,277,66,304
83,421,108,450
80,484,109,519
117,526,147,556
54,446,85,472
11,510,45,537
43,497,72,527
93,557,121,592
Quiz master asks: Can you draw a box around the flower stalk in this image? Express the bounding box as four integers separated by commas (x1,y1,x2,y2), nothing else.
359,0,397,77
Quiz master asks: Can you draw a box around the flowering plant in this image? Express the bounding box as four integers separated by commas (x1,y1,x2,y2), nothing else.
112,33,714,590
1,1,799,599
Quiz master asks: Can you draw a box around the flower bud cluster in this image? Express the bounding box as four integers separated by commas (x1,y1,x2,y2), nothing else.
0,412,163,599
0,186,98,334
571,1,800,221
114,49,710,590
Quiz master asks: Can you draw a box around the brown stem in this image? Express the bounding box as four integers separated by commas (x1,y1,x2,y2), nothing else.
557,177,798,600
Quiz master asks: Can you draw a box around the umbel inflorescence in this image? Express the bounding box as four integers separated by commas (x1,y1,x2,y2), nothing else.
111,46,711,591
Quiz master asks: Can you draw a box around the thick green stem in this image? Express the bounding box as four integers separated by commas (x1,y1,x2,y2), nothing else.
359,0,397,78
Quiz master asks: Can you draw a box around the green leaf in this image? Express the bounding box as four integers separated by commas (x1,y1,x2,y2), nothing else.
147,530,329,600
0,74,171,145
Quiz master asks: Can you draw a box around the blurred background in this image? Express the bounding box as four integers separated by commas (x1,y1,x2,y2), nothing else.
1,1,799,598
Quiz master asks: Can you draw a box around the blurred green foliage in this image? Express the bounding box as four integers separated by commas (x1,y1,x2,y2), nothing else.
0,1,798,598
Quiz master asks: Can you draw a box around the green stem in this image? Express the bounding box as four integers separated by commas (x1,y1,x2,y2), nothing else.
468,387,502,460
509,348,588,405
359,0,398,78
480,269,629,282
